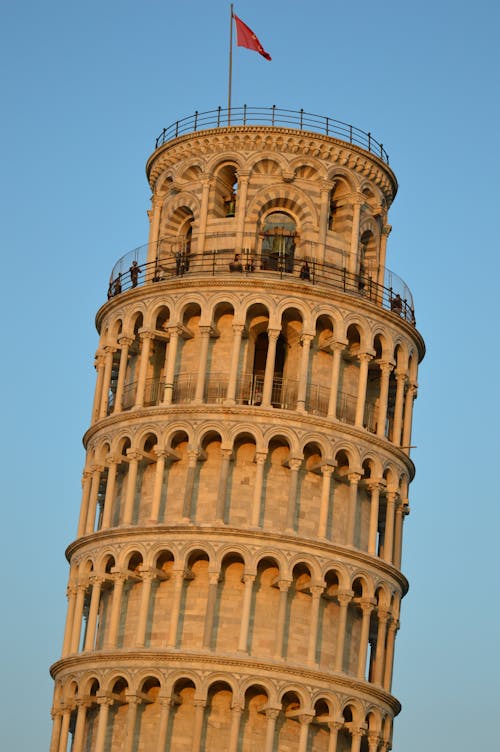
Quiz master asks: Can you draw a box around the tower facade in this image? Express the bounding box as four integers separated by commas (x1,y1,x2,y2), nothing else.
50,107,424,752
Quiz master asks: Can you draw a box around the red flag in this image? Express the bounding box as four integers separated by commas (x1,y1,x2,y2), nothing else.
233,13,272,61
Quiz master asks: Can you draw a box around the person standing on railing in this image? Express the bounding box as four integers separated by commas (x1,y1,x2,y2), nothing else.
129,260,141,288
113,274,122,296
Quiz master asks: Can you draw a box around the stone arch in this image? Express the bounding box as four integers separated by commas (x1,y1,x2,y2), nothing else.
246,183,318,229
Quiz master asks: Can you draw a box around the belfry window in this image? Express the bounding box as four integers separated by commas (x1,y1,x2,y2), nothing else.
261,212,297,272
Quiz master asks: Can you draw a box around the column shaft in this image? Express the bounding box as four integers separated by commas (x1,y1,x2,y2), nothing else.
135,333,153,408
162,329,179,405
194,327,211,403
355,354,372,428
225,325,244,403
156,698,172,752
101,459,118,529
215,450,231,523
376,362,393,438
367,483,381,555
392,372,407,445
237,574,255,652
250,453,266,526
123,453,140,524
285,459,301,532
274,581,291,659
150,451,167,523
84,578,103,651
357,602,374,680
136,573,154,646
262,330,279,407
98,347,115,419
106,575,125,648
113,338,131,413
70,586,86,653
318,465,334,538
296,334,313,411
202,574,219,649
327,344,344,419
334,592,352,672
346,474,360,546
182,452,198,521
307,587,323,665
383,493,397,564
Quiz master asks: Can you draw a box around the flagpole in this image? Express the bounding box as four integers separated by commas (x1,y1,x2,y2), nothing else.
228,3,233,125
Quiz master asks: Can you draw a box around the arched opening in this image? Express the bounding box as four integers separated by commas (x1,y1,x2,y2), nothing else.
260,211,297,272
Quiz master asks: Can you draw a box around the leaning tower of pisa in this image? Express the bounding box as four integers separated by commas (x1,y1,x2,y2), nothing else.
49,107,424,752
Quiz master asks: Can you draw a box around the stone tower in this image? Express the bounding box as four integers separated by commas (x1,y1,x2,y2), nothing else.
50,107,424,752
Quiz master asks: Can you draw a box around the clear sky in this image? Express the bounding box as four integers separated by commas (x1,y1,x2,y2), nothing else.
1,1,499,749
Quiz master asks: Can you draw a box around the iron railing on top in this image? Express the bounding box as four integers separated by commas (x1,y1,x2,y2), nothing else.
153,106,390,164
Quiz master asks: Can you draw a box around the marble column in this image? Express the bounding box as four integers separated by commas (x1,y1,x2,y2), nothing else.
113,336,133,413
373,610,390,685
194,326,212,403
262,329,280,407
357,599,375,680
84,576,103,651
274,580,291,659
182,450,199,521
215,449,232,523
346,472,361,547
101,455,118,529
355,353,372,428
202,571,220,649
156,696,172,752
135,332,153,408
367,482,383,556
285,458,302,532
237,573,255,652
296,333,313,411
98,346,116,419
162,327,179,405
250,452,267,527
327,342,345,419
376,361,394,438
307,584,324,665
225,324,244,404
392,371,407,446
122,451,141,525
264,708,280,752
318,464,335,539
334,590,353,672
383,492,397,564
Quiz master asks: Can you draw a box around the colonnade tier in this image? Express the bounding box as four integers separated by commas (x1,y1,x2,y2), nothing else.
92,279,423,453
50,657,396,752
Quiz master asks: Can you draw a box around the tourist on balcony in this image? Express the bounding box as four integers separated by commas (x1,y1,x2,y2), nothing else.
230,254,243,272
129,260,141,287
391,293,403,315
299,260,311,280
112,274,122,296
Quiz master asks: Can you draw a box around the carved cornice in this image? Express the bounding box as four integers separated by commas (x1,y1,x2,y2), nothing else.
145,126,397,203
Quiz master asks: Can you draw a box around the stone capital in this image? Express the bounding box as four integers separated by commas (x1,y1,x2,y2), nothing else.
337,589,354,606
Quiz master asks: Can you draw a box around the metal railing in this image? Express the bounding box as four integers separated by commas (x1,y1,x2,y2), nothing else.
107,372,393,438
153,106,390,164
107,237,415,325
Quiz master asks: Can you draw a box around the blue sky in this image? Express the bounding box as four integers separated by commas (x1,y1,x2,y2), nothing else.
1,1,499,749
